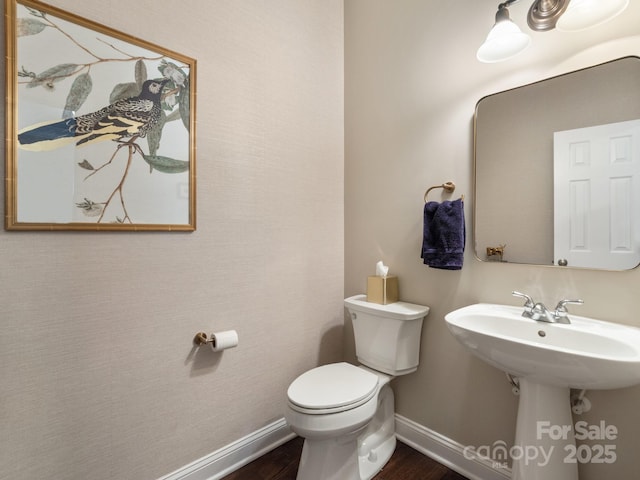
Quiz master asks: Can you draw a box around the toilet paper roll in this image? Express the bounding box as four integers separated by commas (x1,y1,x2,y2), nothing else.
210,330,239,352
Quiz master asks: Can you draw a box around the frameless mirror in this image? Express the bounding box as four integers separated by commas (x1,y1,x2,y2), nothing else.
474,56,640,270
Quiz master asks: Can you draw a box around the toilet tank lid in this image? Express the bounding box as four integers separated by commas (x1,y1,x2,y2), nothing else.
287,362,378,411
344,294,430,320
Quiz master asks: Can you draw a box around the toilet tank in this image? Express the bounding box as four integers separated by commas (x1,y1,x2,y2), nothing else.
344,294,430,376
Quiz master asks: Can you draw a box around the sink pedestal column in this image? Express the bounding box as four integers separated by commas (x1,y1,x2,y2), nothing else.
512,378,578,480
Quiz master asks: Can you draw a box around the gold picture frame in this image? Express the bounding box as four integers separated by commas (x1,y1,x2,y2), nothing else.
5,0,196,231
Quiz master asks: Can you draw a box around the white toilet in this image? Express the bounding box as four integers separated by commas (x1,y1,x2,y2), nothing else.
285,294,430,480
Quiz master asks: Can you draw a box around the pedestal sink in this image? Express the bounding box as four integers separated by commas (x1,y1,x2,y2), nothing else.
445,303,640,480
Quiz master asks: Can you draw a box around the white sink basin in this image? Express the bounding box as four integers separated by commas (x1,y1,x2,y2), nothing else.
445,303,640,390
445,303,640,479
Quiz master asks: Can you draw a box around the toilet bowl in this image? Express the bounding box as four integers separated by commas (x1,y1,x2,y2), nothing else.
285,295,430,480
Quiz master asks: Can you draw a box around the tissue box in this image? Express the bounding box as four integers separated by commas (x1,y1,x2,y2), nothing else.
367,275,399,305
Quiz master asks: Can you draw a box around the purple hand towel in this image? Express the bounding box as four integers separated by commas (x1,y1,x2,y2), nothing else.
421,198,465,270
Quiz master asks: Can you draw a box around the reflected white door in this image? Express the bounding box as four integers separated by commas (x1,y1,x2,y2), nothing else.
554,119,640,269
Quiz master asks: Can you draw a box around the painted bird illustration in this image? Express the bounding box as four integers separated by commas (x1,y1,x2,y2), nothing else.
18,78,168,152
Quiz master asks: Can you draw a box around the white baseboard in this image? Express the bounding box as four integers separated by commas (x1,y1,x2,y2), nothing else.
158,418,295,480
159,414,510,480
395,414,511,480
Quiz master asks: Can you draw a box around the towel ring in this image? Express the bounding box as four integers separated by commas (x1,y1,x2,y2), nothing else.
424,181,460,202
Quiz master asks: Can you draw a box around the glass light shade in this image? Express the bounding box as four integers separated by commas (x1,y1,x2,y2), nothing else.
477,19,532,63
556,0,629,31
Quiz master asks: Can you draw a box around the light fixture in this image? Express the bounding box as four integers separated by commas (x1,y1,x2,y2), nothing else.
556,0,630,31
478,0,630,63
527,0,570,31
477,2,532,63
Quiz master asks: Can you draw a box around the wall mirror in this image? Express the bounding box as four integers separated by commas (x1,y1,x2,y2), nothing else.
474,56,640,270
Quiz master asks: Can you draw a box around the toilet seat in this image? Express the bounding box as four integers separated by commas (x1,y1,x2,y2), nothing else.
287,362,379,414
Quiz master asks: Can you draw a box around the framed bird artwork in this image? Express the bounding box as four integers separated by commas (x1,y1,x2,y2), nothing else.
4,0,196,231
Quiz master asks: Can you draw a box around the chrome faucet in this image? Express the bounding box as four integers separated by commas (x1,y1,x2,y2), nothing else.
512,291,583,324
552,299,584,323
512,291,534,316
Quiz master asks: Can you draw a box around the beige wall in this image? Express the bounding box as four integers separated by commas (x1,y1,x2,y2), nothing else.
345,1,640,479
0,1,343,479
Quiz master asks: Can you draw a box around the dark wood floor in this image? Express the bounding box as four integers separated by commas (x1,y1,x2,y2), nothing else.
223,437,469,480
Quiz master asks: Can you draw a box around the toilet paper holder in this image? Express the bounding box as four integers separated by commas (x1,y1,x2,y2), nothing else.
193,330,239,352
194,332,214,346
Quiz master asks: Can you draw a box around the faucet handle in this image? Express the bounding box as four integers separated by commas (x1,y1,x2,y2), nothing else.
512,291,534,307
554,298,584,316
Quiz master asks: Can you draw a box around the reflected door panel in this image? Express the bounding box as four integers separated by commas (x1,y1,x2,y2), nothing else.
554,119,640,269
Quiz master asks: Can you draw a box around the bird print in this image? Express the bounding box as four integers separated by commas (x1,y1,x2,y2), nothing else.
18,78,168,151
